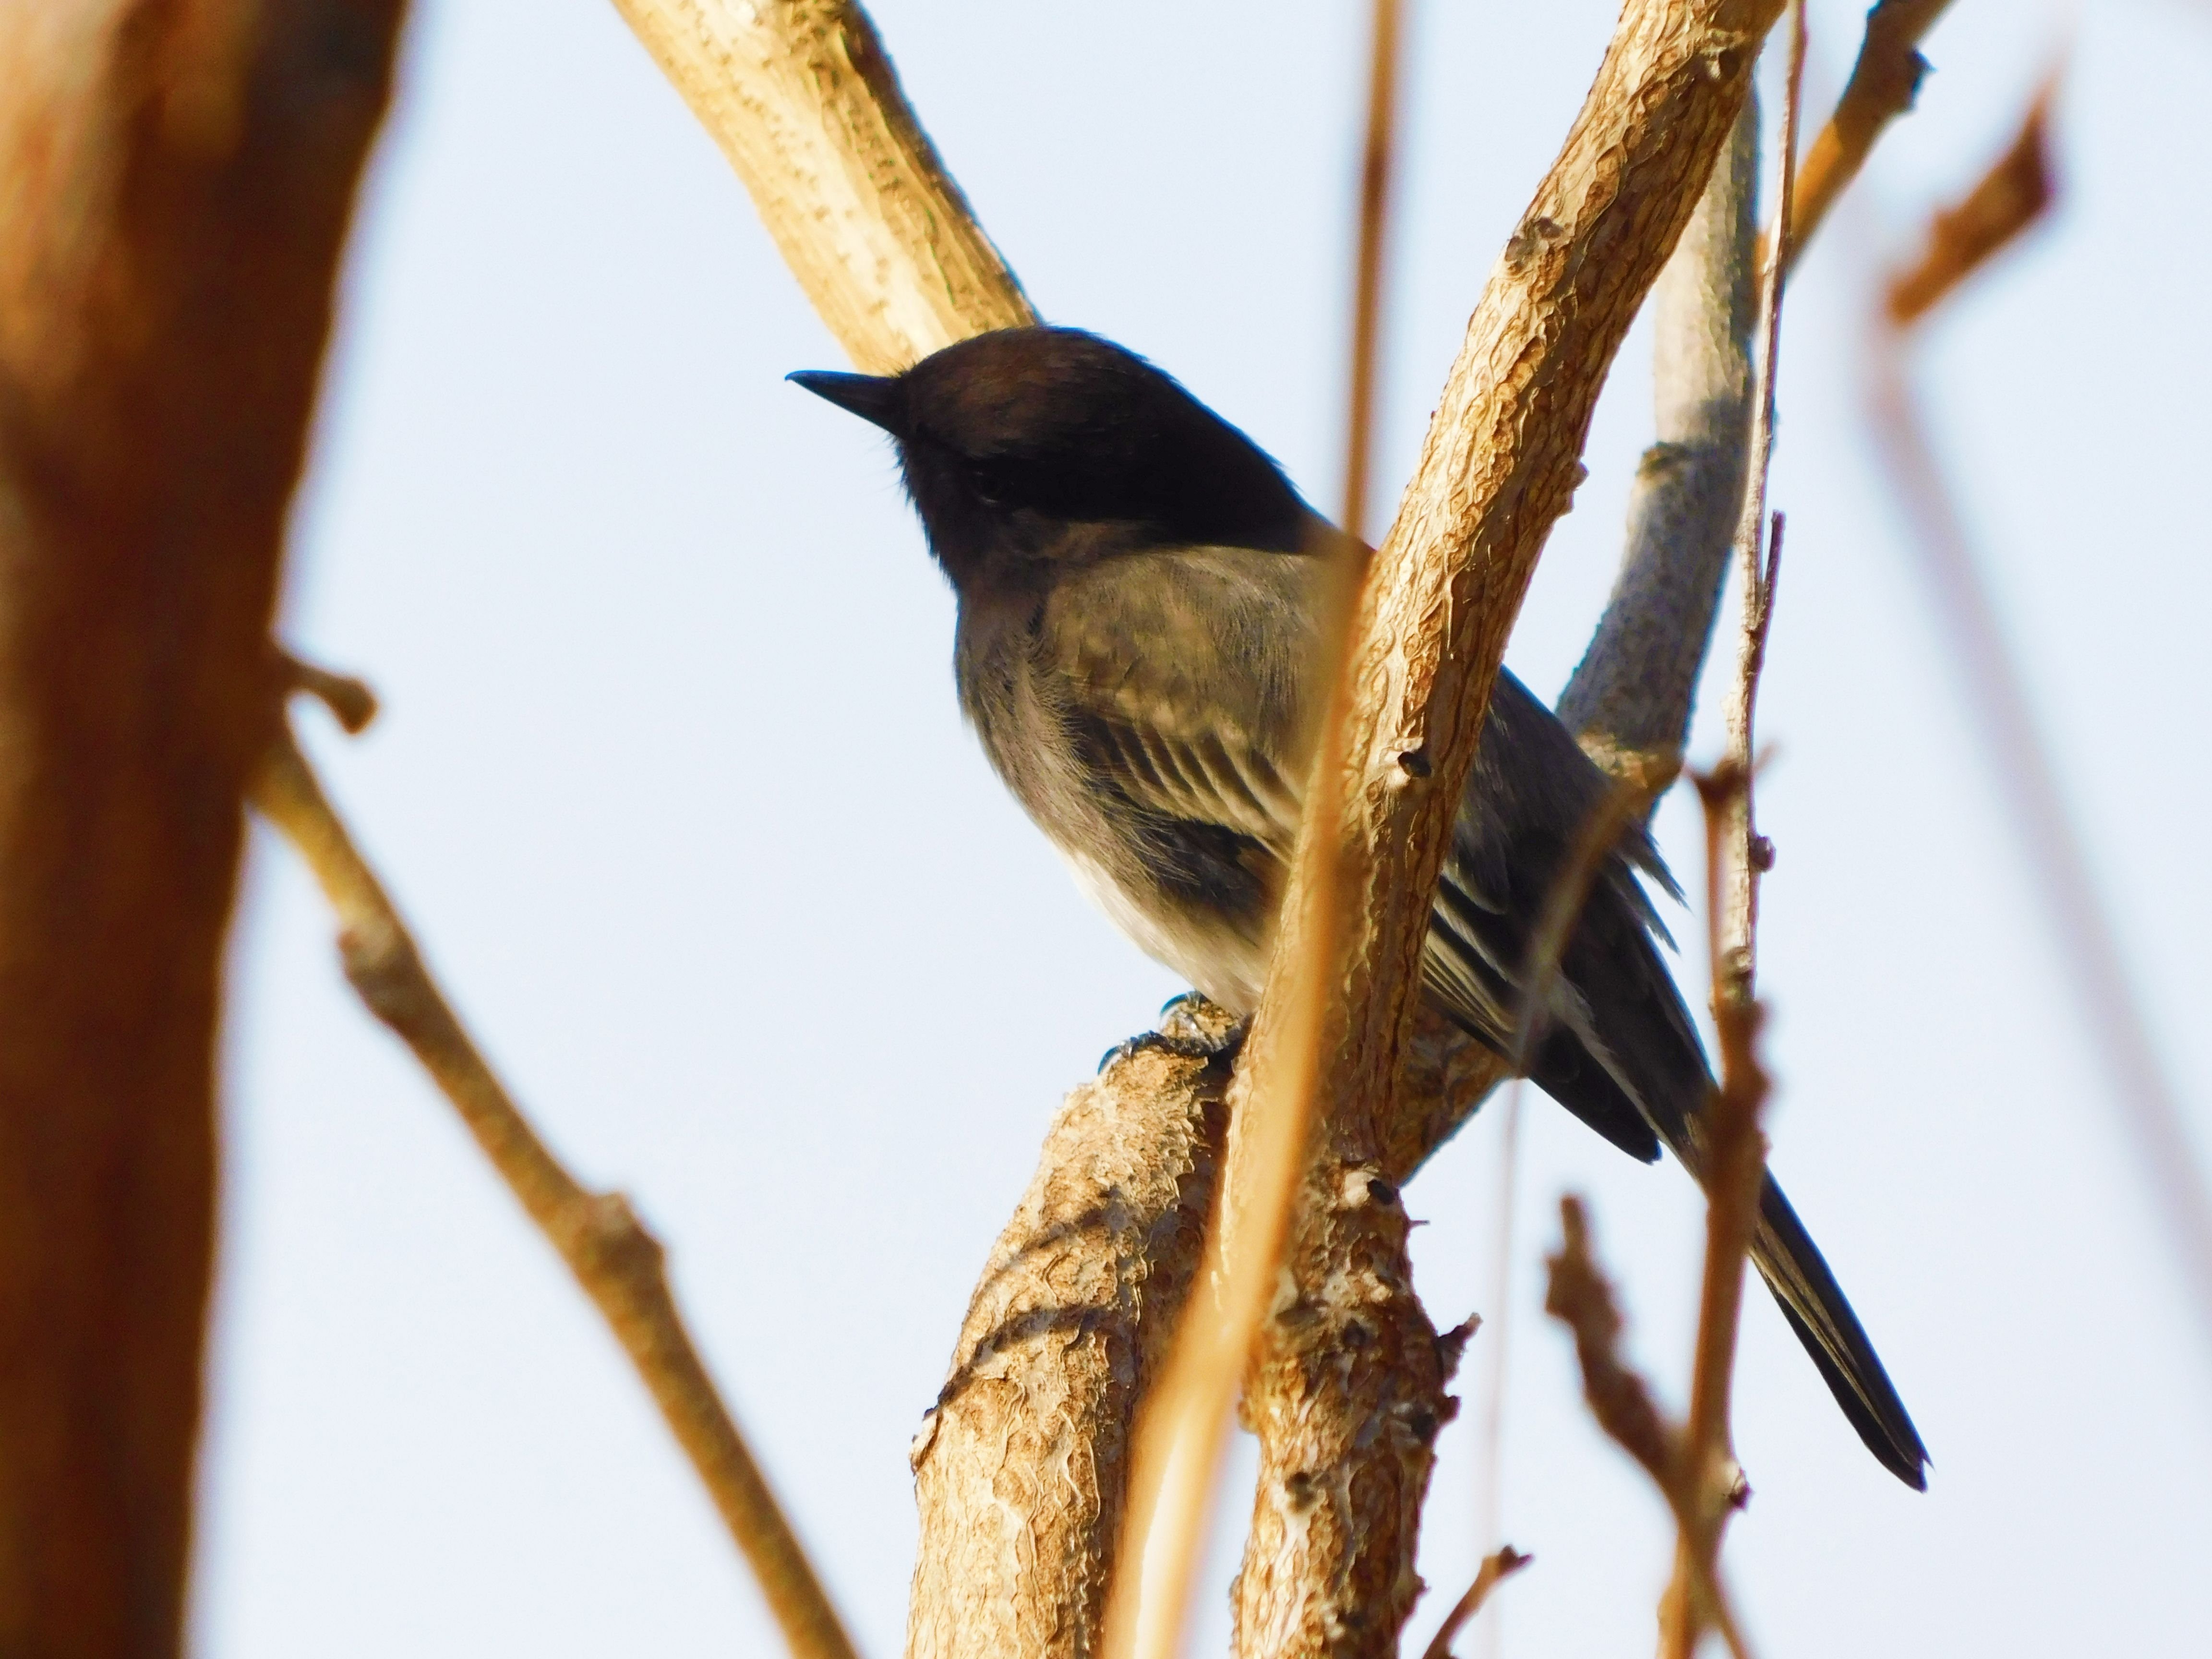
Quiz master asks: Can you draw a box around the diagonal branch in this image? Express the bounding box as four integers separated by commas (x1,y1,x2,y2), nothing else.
607,0,1034,371
251,714,859,1659
1785,0,1954,271
1148,4,1789,1655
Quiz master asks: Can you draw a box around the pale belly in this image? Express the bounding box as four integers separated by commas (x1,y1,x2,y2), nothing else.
1058,847,1274,1014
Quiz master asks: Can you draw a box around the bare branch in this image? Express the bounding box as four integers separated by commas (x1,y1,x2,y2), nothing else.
1417,1546,1532,1659
1716,0,1805,1009
250,719,859,1659
905,1003,1234,1659
1542,1198,1753,1659
607,0,1035,372
1787,0,1954,269
1109,4,1791,1655
0,3,404,1645
1341,0,1404,545
1886,84,2056,325
1656,765,1776,1659
1558,93,1758,805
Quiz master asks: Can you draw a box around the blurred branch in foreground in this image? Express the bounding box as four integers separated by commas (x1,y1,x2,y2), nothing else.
0,3,404,1650
1868,89,2212,1343
250,703,858,1659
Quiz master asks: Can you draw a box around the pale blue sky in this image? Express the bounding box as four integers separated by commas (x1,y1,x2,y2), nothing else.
203,2,2212,1654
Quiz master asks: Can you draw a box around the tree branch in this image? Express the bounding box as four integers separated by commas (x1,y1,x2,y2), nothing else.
1542,1197,1752,1659
250,715,860,1659
1786,0,1954,271
1118,5,1787,1654
904,1001,1235,1659
607,0,1034,372
1556,94,1758,807
0,4,404,1649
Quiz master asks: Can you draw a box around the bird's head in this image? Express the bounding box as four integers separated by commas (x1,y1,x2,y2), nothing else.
789,327,1311,589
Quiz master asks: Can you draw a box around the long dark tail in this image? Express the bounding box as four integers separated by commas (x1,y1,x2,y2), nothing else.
1752,1174,1929,1490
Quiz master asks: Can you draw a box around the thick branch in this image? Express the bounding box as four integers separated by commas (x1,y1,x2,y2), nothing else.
0,4,403,1650
251,722,859,1659
905,1004,1235,1659
1223,5,1782,1653
607,0,1035,372
1556,95,1758,805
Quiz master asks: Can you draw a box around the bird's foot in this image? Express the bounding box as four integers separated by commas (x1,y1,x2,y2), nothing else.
1096,995,1248,1073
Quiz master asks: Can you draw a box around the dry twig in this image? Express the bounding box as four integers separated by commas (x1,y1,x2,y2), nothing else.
1417,1546,1533,1659
1868,91,2212,1340
1542,1199,1752,1659
1783,0,1954,270
250,709,858,1659
1718,0,1805,1007
1216,3,1789,1654
1106,3,1410,1648
1885,85,2056,325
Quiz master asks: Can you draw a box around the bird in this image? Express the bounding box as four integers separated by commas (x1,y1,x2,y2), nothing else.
790,325,1928,1490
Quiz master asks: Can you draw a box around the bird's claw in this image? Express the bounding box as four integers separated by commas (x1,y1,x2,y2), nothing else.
1096,996,1249,1073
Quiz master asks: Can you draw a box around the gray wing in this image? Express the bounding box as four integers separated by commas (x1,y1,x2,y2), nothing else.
1014,543,1327,1002
1425,676,1931,1488
1422,670,1694,1164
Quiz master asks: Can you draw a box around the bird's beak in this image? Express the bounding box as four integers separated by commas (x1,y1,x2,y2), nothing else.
786,369,904,433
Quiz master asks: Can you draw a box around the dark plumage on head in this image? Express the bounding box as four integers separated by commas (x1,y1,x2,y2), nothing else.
790,327,1314,586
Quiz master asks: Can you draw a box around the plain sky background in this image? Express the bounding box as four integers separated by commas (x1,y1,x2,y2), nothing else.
197,1,2212,1655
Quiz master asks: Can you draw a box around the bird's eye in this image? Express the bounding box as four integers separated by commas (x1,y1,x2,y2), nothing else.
966,459,1020,508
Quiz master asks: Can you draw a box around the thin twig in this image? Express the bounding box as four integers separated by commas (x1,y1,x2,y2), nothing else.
1474,1081,1524,1656
1101,4,1403,1655
250,706,859,1659
1780,0,1954,272
1342,0,1402,545
1542,1198,1753,1659
1659,12,1805,1606
1418,1546,1533,1659
1658,767,1776,1659
1720,2,1806,1009
1866,87,2212,1345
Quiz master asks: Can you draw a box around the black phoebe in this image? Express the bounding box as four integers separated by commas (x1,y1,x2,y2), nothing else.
792,325,1928,1489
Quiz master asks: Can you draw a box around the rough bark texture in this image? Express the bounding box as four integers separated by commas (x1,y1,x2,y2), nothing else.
899,1002,1498,1659
1557,96,1758,805
905,1002,1237,1659
608,0,1036,373
611,0,1780,1650
1227,3,1782,1652
0,2,405,1652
